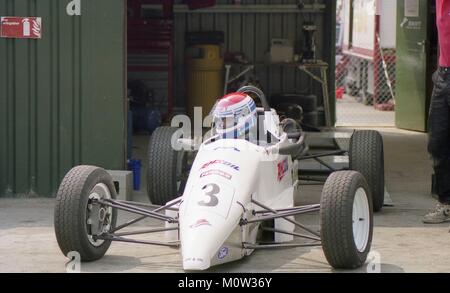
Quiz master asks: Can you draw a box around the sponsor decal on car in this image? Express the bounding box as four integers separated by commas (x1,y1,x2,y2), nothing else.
214,147,241,152
200,160,240,171
200,169,232,180
277,158,289,181
189,219,211,229
218,246,229,260
183,257,204,263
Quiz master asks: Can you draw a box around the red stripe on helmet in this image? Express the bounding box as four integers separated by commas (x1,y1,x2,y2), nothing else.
217,93,248,108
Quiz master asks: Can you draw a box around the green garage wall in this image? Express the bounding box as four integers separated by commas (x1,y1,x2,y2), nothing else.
0,0,126,197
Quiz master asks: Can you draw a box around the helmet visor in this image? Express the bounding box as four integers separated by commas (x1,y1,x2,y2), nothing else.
214,115,238,132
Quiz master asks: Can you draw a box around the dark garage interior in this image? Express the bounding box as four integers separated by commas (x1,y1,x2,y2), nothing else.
126,0,336,198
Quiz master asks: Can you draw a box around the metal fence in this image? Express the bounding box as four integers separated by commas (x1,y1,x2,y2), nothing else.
335,45,396,126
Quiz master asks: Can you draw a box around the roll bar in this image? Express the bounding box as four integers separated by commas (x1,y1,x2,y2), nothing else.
237,85,307,157
237,85,271,112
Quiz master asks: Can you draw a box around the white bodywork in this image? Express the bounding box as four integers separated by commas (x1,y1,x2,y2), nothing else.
170,110,300,271
53,87,374,272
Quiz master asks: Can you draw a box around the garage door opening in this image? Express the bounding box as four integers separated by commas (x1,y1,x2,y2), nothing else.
126,0,179,200
335,0,396,127
125,0,336,198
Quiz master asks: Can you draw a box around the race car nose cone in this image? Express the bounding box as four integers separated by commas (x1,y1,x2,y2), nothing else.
181,229,215,271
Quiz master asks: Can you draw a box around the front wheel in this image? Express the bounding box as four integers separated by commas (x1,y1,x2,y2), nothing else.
320,171,373,269
54,166,117,262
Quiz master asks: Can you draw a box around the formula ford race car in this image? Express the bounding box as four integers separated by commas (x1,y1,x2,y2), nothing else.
54,86,384,271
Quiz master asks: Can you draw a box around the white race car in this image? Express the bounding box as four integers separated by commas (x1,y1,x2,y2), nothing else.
54,86,384,271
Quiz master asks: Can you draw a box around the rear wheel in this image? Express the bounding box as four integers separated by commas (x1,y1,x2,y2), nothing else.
302,110,319,126
320,171,373,269
147,127,189,205
349,130,385,212
54,166,117,262
271,94,318,112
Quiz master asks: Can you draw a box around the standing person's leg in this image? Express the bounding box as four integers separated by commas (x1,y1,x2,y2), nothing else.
424,68,450,223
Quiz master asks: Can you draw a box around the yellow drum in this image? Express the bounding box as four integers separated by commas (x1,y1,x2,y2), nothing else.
186,44,224,119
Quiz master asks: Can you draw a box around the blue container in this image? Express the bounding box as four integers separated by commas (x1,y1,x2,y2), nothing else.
128,159,142,191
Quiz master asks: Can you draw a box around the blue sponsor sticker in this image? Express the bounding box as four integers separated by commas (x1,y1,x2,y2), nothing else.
218,247,229,260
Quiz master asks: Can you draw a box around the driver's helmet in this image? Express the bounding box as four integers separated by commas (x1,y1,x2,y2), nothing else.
211,93,258,139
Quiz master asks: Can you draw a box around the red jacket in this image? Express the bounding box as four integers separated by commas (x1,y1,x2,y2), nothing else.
437,0,450,67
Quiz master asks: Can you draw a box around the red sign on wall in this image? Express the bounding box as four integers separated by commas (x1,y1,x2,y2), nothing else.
0,17,42,39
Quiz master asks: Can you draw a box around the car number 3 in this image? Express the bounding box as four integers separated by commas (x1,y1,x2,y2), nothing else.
198,183,220,207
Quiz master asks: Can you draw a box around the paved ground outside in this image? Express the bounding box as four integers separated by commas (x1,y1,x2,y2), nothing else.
337,95,395,127
1,128,450,273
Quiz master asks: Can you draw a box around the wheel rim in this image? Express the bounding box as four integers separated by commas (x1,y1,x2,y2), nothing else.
352,187,370,252
86,183,113,247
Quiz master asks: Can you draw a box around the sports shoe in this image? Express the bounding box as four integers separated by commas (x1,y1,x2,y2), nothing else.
423,203,450,224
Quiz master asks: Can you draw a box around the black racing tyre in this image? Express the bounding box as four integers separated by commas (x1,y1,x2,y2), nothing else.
54,166,117,262
147,127,187,205
349,130,385,212
271,94,317,112
302,111,319,126
320,171,373,269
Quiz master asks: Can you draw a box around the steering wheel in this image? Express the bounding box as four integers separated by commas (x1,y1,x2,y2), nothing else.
237,86,271,112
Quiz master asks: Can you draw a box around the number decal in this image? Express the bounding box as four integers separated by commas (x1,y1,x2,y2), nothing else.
186,178,235,219
198,183,220,207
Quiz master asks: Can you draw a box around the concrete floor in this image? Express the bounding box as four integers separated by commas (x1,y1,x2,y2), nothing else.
337,95,395,127
1,128,450,273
